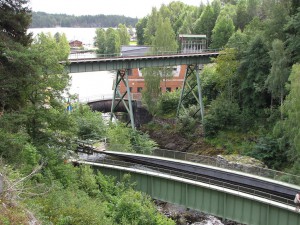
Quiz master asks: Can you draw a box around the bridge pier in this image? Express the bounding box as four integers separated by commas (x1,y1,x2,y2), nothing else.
177,64,204,123
111,69,135,129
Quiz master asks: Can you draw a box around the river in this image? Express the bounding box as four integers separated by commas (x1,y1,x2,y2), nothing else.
28,27,115,101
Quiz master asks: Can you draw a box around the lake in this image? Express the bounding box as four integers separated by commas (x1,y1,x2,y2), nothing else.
28,27,115,101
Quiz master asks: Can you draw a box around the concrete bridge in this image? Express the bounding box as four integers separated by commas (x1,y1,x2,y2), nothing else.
87,98,152,127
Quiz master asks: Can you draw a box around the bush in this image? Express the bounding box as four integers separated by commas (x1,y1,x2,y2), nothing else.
204,97,240,137
249,135,288,170
157,90,180,117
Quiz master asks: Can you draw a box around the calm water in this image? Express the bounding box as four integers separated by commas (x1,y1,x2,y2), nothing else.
29,27,115,101
28,27,97,46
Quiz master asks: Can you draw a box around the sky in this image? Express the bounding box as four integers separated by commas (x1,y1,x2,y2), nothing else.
29,0,208,18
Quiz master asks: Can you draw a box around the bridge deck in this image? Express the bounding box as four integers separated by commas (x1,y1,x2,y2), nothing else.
80,160,300,225
65,52,219,72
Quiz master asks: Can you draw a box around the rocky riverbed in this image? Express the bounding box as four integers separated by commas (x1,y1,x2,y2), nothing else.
156,201,244,225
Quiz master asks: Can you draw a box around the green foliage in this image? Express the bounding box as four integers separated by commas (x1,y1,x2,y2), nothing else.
285,8,300,63
31,12,138,28
142,68,162,115
95,28,121,55
214,48,239,100
266,39,290,116
136,17,148,45
200,64,219,104
238,35,271,114
157,89,180,117
248,135,288,170
107,123,133,152
152,17,178,53
204,97,240,137
211,15,235,49
273,64,300,163
77,166,99,197
177,105,199,134
105,28,121,55
71,104,106,139
113,189,174,225
193,4,216,45
107,122,157,154
117,24,130,46
33,186,112,225
130,130,158,154
95,28,106,54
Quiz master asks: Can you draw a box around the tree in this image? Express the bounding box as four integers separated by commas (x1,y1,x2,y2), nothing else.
273,64,300,163
136,17,148,45
265,39,290,117
263,2,289,43
152,17,178,92
54,33,70,60
95,28,106,54
226,29,250,58
285,8,300,63
25,32,72,142
117,24,130,46
142,68,162,115
0,0,32,46
246,0,259,22
236,0,248,30
152,17,178,53
211,15,235,49
193,4,216,45
105,28,120,55
0,0,32,111
144,7,159,45
214,48,239,100
238,35,271,115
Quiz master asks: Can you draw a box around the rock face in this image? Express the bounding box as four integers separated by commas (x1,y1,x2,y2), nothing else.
216,154,268,176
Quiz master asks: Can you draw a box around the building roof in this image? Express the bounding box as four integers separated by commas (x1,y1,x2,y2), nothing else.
179,34,207,39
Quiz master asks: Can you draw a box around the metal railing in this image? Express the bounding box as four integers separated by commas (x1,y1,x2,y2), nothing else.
82,157,294,208
104,144,300,186
68,49,220,61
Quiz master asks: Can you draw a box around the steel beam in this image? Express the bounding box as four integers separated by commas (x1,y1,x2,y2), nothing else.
84,162,300,225
177,64,204,122
66,52,218,73
110,69,135,129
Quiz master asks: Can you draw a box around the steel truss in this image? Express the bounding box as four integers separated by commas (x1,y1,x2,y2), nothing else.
177,64,204,123
110,69,135,129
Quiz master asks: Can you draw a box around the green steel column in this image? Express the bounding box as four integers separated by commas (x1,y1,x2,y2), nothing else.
195,65,204,123
124,69,135,129
110,70,121,121
110,69,135,129
176,64,204,123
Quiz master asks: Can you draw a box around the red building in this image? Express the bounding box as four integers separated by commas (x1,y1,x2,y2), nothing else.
118,34,207,100
69,40,83,48
119,66,187,100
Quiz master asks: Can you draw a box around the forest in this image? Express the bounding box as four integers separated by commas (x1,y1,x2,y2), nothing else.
30,11,138,28
1,0,300,224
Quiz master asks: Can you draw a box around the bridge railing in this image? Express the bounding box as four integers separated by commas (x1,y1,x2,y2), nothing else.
148,148,300,186
83,157,294,208
68,49,220,60
104,143,300,186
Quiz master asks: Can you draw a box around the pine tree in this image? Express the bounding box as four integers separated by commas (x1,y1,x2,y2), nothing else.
0,0,32,111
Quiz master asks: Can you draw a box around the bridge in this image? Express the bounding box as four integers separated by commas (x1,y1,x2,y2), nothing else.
64,51,219,128
76,149,300,225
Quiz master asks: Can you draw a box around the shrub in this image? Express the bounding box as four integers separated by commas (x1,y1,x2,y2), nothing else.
204,97,240,136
